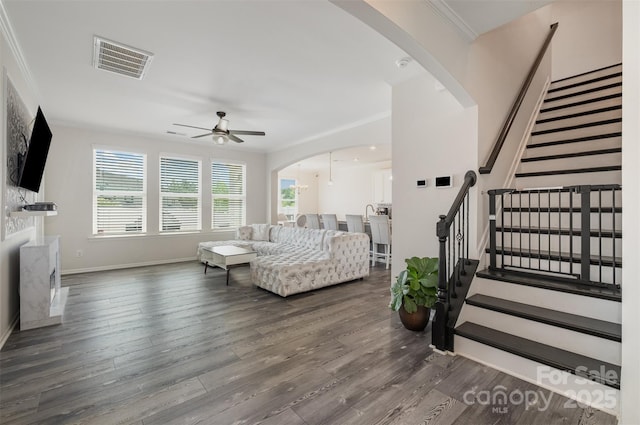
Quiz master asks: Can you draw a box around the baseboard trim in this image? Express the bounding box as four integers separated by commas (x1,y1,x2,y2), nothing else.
0,314,19,350
62,256,197,275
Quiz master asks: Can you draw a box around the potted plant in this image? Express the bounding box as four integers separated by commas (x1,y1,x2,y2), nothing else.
389,256,438,331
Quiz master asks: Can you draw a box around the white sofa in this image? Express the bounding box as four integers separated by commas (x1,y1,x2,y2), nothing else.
197,224,370,297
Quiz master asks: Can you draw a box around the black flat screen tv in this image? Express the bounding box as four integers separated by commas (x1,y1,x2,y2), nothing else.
18,106,52,193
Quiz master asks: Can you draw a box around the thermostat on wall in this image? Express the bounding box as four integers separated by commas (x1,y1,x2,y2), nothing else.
435,176,452,188
416,179,427,188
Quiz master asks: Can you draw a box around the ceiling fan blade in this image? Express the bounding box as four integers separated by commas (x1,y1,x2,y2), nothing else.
192,132,214,139
228,134,245,143
229,130,266,136
173,123,212,131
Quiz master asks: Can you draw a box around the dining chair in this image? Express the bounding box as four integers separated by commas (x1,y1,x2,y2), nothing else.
369,215,391,269
321,214,339,230
345,214,365,233
305,214,321,229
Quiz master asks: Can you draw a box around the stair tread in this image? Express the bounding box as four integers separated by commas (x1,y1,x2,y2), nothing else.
531,118,622,136
536,105,621,125
515,165,622,178
521,148,622,163
547,72,622,94
495,226,622,238
539,93,621,114
475,268,621,301
465,294,621,342
545,82,622,103
455,322,621,388
540,93,622,114
485,247,622,267
527,132,621,149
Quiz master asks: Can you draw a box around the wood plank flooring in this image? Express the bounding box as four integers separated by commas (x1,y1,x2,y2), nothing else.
0,262,617,424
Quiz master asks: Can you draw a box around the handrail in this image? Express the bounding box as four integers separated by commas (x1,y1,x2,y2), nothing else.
478,22,558,175
433,170,477,351
438,170,478,235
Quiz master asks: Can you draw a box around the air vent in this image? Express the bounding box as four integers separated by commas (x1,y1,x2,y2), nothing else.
93,36,153,80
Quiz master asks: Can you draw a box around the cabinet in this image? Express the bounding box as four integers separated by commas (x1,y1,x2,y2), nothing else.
20,236,68,330
373,169,393,203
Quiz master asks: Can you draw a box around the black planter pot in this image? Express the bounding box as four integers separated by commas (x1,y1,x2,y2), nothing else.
398,305,430,331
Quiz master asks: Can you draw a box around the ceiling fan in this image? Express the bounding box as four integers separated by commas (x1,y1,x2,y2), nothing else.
173,111,265,144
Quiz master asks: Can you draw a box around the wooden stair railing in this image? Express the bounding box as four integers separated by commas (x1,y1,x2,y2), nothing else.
479,22,558,175
432,170,477,352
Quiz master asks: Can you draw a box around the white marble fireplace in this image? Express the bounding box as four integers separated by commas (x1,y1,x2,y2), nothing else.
19,235,68,330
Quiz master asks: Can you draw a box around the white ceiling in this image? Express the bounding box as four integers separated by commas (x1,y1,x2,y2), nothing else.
2,0,425,153
2,0,552,156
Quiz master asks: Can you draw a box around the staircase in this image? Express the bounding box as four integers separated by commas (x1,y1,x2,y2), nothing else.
453,64,623,415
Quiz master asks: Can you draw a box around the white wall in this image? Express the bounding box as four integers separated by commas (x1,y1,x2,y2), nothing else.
551,0,622,80
391,73,478,279
467,7,552,249
621,1,640,422
44,125,267,273
0,25,39,346
316,161,392,219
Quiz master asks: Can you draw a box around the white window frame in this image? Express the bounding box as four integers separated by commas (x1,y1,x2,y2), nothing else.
278,177,298,220
159,154,202,233
211,159,246,230
93,148,147,236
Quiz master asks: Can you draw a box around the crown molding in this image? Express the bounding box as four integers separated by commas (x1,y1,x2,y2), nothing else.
0,1,40,100
426,0,478,42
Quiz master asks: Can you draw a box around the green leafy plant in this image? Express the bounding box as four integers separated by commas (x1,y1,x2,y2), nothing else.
389,256,439,314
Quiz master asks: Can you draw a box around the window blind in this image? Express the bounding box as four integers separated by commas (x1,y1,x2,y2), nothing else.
94,149,146,235
211,161,246,229
160,157,201,232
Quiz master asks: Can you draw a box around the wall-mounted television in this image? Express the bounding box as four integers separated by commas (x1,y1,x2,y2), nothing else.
18,106,52,193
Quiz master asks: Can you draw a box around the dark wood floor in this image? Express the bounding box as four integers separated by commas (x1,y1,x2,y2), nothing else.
0,262,617,425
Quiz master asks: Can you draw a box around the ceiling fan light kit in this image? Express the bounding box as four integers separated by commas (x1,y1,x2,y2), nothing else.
173,111,265,145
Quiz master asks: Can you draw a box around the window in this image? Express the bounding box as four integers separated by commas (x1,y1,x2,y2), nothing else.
160,156,201,232
94,149,146,235
211,161,246,229
279,178,298,220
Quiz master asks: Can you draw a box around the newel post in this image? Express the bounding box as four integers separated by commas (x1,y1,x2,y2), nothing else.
432,215,449,351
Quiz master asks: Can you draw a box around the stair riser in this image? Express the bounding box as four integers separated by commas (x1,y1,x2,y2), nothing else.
525,136,621,157
470,277,621,322
549,65,622,91
546,75,622,100
517,152,621,174
533,109,622,133
454,336,620,417
515,170,621,189
530,122,621,145
457,307,620,365
542,86,622,109
538,97,621,121
486,254,622,285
